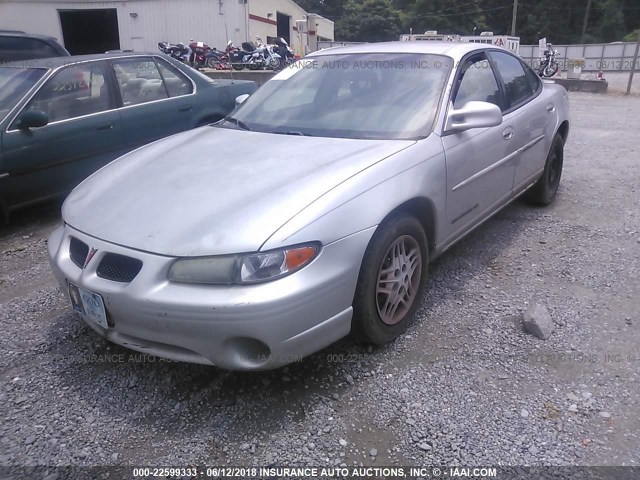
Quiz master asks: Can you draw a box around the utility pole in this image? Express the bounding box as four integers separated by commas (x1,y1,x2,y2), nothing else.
511,0,518,36
627,34,640,95
581,0,592,44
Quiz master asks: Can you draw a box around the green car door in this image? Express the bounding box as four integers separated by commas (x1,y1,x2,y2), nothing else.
111,56,195,149
1,60,124,211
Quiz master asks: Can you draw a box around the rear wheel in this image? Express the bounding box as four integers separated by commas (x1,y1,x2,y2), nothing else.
525,134,564,205
352,214,429,345
207,57,219,68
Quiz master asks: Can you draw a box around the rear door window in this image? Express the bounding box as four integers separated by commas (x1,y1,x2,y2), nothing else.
112,57,169,106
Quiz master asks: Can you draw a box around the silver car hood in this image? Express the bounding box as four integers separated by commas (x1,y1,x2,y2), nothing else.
63,127,414,256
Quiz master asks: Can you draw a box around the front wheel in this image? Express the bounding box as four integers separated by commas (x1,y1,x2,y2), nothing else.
525,134,564,205
543,63,559,77
207,57,219,68
351,214,429,345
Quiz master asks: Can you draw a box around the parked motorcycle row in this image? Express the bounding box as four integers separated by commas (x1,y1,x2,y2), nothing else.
158,37,295,71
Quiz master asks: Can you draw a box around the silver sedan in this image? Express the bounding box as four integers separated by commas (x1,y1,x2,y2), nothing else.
48,42,569,370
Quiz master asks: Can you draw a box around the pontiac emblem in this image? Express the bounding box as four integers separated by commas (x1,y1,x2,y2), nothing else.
84,248,98,268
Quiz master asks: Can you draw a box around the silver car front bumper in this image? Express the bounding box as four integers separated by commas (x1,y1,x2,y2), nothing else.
47,224,375,370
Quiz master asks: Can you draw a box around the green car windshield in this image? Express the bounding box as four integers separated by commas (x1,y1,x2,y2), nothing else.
227,53,452,140
0,67,48,123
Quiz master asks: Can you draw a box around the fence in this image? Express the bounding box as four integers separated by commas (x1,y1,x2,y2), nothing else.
519,42,639,72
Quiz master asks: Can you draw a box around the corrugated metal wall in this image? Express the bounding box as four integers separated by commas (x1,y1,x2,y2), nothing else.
520,42,639,72
0,0,249,53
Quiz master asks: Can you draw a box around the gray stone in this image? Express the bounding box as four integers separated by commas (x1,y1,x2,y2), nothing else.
522,303,555,340
520,409,529,418
418,443,432,451
339,439,347,447
566,392,580,402
25,436,36,445
369,448,378,457
599,412,611,418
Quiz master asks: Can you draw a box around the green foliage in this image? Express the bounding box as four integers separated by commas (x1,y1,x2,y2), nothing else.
294,0,640,44
334,0,403,42
624,29,639,42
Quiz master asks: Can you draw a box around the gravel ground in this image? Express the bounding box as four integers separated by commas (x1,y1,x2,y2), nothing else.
1,92,639,476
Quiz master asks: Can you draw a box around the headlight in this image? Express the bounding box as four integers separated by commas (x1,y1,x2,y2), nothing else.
168,244,319,285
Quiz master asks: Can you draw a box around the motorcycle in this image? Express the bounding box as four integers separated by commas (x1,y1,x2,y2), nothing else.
188,40,210,70
225,39,281,71
158,41,189,63
206,48,230,69
226,41,256,70
538,44,560,77
252,37,281,70
274,37,295,69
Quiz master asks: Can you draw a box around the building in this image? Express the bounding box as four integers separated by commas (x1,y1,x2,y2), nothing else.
0,0,333,56
248,0,333,56
400,31,520,55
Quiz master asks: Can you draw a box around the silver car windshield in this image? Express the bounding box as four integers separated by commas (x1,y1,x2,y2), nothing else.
0,67,47,122
227,53,452,140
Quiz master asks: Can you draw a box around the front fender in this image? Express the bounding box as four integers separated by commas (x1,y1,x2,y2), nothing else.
261,136,447,253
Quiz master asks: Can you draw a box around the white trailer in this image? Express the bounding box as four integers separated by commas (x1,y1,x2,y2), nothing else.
400,31,520,55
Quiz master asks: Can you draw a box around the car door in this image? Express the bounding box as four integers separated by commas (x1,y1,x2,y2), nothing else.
111,56,194,149
440,52,518,239
1,60,124,209
488,51,552,194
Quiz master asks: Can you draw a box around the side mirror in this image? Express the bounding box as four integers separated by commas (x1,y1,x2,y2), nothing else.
16,110,49,130
445,101,502,132
235,94,250,106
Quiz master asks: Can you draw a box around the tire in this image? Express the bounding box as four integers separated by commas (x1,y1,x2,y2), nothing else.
351,214,429,345
525,134,564,205
543,63,559,77
269,57,280,70
207,57,218,69
232,64,244,71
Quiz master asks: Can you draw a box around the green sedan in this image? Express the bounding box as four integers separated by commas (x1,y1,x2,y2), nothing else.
0,52,256,221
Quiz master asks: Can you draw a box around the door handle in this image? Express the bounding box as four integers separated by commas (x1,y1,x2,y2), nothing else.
502,127,514,140
546,104,555,112
96,124,113,131
178,105,193,112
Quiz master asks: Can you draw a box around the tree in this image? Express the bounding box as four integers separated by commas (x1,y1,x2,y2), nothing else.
335,0,403,42
596,0,626,42
295,0,639,44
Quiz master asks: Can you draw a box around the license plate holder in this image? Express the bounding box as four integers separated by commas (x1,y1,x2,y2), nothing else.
68,282,108,329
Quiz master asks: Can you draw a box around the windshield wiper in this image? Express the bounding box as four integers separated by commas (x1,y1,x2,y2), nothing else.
224,116,252,131
271,130,312,137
